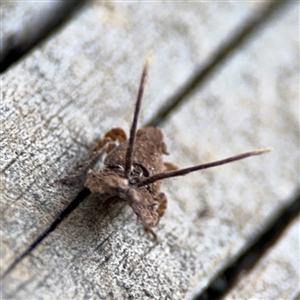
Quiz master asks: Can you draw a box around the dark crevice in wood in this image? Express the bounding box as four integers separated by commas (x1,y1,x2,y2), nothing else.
293,290,300,300
193,190,300,300
2,157,19,173
2,0,296,295
1,188,91,279
0,0,87,73
144,0,292,128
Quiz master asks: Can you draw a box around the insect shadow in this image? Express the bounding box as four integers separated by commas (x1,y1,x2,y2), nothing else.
61,58,272,239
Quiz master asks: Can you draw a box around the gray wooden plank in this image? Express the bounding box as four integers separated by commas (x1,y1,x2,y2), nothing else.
182,4,299,298
293,290,300,300
1,0,84,72
1,0,266,274
224,217,299,300
1,1,298,299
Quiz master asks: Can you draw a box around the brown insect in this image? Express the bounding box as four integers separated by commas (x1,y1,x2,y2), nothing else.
62,58,272,239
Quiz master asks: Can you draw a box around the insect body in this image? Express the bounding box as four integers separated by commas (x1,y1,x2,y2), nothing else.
62,58,272,239
85,127,170,237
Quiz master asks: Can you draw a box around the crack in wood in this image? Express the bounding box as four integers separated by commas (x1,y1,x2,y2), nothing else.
193,191,300,300
1,1,297,298
1,188,91,279
2,157,19,173
0,0,87,73
144,0,291,128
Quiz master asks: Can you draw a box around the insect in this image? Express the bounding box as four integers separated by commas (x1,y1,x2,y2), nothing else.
61,58,272,239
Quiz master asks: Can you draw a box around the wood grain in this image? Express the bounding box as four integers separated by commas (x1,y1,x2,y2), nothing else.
1,1,298,299
224,217,299,300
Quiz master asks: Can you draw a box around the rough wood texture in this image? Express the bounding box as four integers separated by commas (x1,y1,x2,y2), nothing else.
0,0,84,72
225,217,300,300
1,2,299,299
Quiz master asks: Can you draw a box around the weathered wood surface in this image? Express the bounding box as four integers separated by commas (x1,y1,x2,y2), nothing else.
0,0,84,72
1,1,299,299
225,216,299,300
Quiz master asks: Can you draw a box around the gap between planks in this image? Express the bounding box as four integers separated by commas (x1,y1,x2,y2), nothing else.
1,1,298,299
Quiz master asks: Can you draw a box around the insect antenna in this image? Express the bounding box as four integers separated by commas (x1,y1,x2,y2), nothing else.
137,147,273,187
124,58,151,179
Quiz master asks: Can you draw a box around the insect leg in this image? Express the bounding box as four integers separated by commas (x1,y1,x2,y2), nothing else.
60,138,116,185
164,162,178,172
144,226,157,241
155,192,168,221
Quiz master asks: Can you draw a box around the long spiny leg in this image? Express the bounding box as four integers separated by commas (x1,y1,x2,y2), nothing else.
138,148,273,187
124,57,151,179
